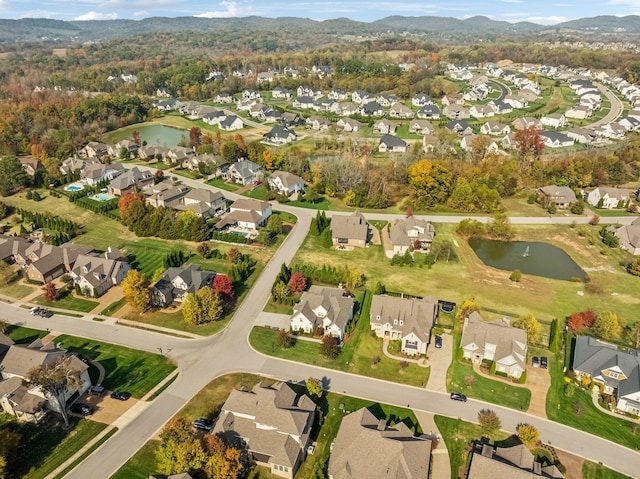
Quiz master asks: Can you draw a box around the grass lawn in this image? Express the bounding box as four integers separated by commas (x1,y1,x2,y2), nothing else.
287,197,331,210
244,185,268,200
100,297,127,316
34,289,99,313
250,291,430,388
54,335,177,398
434,415,511,479
5,324,48,343
53,427,118,479
110,440,160,479
582,461,632,479
262,299,293,314
545,350,640,451
172,168,200,180
0,279,36,299
205,178,241,192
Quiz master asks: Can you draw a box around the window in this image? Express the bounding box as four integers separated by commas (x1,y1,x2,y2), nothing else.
399,320,404,326
394,319,398,325
376,315,381,320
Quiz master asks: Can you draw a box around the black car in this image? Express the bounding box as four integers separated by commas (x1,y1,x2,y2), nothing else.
39,309,53,318
193,418,213,431
70,403,93,416
435,336,443,349
110,391,132,401
450,392,467,402
540,356,548,369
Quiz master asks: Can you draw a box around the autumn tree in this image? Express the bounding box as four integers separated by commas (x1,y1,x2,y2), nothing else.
515,125,545,160
456,297,479,321
321,335,341,359
277,328,293,348
567,309,597,332
593,311,622,340
156,417,207,475
122,270,151,312
213,274,234,302
288,271,307,293
183,287,223,325
42,282,59,301
272,281,291,303
513,313,541,345
132,130,141,146
516,423,539,447
117,192,146,217
27,355,83,427
227,248,243,265
306,377,323,398
487,212,514,240
202,434,243,479
408,159,451,208
627,258,640,277
478,409,501,437
189,127,202,149
0,156,28,197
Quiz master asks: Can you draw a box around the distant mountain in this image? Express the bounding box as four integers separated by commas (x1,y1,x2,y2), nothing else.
0,14,638,43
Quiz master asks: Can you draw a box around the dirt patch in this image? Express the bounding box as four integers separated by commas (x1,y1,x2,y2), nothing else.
554,448,584,479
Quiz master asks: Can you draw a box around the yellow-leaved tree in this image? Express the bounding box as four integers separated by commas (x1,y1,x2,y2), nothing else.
121,270,151,313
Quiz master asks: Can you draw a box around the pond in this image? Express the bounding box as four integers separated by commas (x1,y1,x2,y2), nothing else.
468,238,586,282
113,124,187,148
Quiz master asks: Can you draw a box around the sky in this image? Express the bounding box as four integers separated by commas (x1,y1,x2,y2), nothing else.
1,0,640,25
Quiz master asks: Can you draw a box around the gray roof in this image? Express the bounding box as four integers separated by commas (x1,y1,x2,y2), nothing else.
613,222,640,250
379,134,407,148
370,295,438,344
156,263,215,297
293,286,354,333
0,339,87,378
108,166,152,191
468,444,564,479
331,211,370,242
538,185,577,204
269,170,304,189
328,408,432,479
389,217,435,247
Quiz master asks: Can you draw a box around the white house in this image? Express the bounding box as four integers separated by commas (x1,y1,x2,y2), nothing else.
268,170,305,197
586,187,631,209
540,113,567,129
289,286,354,340
215,198,272,232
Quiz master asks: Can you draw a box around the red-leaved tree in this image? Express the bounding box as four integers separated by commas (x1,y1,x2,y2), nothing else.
118,193,145,217
567,309,597,332
288,271,307,293
213,274,234,303
42,282,59,301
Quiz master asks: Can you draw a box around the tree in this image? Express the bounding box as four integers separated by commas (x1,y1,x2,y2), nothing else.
516,423,539,447
118,193,146,218
627,258,640,277
156,417,207,475
288,271,307,293
272,281,291,303
189,127,202,149
513,313,541,345
213,274,234,301
593,311,622,340
182,293,205,325
0,156,28,196
0,428,20,476
549,318,560,353
196,286,223,322
197,242,211,258
26,355,83,427
227,248,243,265
306,377,323,398
567,309,597,332
121,270,151,312
0,261,14,286
515,125,545,159
408,159,451,208
487,213,514,240
478,409,501,437
509,270,522,282
320,227,333,248
202,434,243,479
456,218,486,238
589,214,600,225
624,322,640,349
42,282,60,301
277,328,293,348
456,297,479,321
321,335,341,359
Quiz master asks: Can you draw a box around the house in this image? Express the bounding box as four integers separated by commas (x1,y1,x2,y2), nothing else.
460,312,527,379
328,408,432,479
281,113,304,128
565,105,592,120
292,96,315,109
296,86,322,98
18,157,44,176
412,93,432,107
151,263,216,307
289,286,354,339
228,159,263,185
480,121,510,136
409,120,434,135
376,93,399,107
219,115,244,131
469,104,496,118
351,90,373,104
501,132,518,150
468,443,564,479
370,295,438,355
489,100,513,115
70,249,131,297
175,188,227,218
541,131,573,148
378,134,408,153
417,104,440,119
306,116,332,131
388,217,435,256
272,87,292,100
512,117,541,131
82,162,124,186
242,90,261,100
0,337,91,423
79,142,109,159
443,104,471,119
503,94,529,109
586,187,631,209
328,89,348,101
214,93,234,103
212,382,315,479
572,336,640,416
107,167,153,196
215,198,272,232
442,93,464,106
23,243,93,284
445,120,473,135
337,102,360,116
372,119,397,135
566,127,596,144
389,102,414,119
536,185,577,209
540,113,567,129
264,126,297,145
336,118,362,133
330,211,371,248
360,101,385,117
611,218,640,255
268,170,304,197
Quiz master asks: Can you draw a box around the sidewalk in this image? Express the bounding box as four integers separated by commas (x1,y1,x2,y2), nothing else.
591,387,640,425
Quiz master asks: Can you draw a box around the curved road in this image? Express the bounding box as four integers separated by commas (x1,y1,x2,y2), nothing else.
591,82,624,128
4,169,639,478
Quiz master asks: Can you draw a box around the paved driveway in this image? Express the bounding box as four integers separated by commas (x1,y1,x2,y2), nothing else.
426,333,452,393
74,392,138,425
526,363,551,418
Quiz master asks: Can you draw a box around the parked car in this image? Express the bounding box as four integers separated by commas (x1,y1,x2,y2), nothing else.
540,357,548,369
70,403,94,416
90,385,105,396
110,391,131,401
435,336,443,349
307,442,317,455
39,309,53,318
450,392,467,402
193,418,213,431
30,307,41,315
532,356,540,368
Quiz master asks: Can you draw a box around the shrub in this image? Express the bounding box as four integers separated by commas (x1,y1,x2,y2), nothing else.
489,361,497,374
509,269,522,282
519,370,527,384
564,384,576,398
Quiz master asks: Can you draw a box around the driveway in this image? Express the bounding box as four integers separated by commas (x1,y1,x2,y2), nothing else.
426,333,452,393
74,392,138,425
253,312,290,329
526,363,551,419
412,410,451,479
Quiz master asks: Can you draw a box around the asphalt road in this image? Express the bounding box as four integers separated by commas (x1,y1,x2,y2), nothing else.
5,166,639,478
592,82,624,128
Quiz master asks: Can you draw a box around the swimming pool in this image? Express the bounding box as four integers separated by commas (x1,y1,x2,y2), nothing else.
233,231,249,238
93,193,114,202
65,184,84,192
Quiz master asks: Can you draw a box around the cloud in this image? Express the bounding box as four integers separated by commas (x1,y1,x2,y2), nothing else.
133,10,149,17
0,0,11,9
525,15,567,24
19,9,57,18
74,11,119,20
194,0,259,18
500,0,523,3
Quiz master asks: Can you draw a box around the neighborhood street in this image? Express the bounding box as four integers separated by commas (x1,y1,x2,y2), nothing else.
3,171,639,479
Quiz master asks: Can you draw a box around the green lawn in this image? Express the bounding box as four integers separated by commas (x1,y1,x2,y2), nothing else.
0,280,36,299
205,178,241,192
287,197,331,210
53,428,118,479
244,185,268,200
110,440,160,479
100,297,127,316
34,289,99,313
545,350,640,451
5,324,48,344
582,461,633,479
54,335,177,398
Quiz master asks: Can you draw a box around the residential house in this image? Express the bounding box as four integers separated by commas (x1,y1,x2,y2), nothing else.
328,89,348,101
107,167,154,196
79,142,109,159
501,132,519,150
18,157,44,177
70,249,131,297
175,188,227,218
281,113,304,128
360,101,385,117
619,116,640,132
337,102,361,116
512,117,541,131
422,135,441,153
480,121,510,136
460,312,527,379
0,235,32,264
0,338,91,423
470,104,496,118
442,93,464,106
586,187,631,209
328,408,432,479
566,105,592,120
264,126,297,145
242,90,261,100
82,162,125,186
443,104,471,120
214,93,234,103
370,295,438,356
389,102,414,119
541,131,573,148
212,382,315,479
412,93,432,107
296,86,322,99
540,113,567,129
219,115,244,131
572,336,640,416
468,443,564,479
378,134,408,153
24,243,93,284
272,87,292,100
503,94,529,109
268,171,305,197
330,211,371,248
228,159,263,185
445,120,473,135
215,198,272,232
138,146,169,162
409,120,435,135
417,104,440,119
372,119,397,135
536,185,577,209
336,118,362,133
566,127,596,144
151,263,216,306
490,100,513,115
306,116,332,131
292,96,315,109
166,147,195,166
351,90,373,104
289,286,354,339
388,217,435,256
611,218,640,255
376,93,399,107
